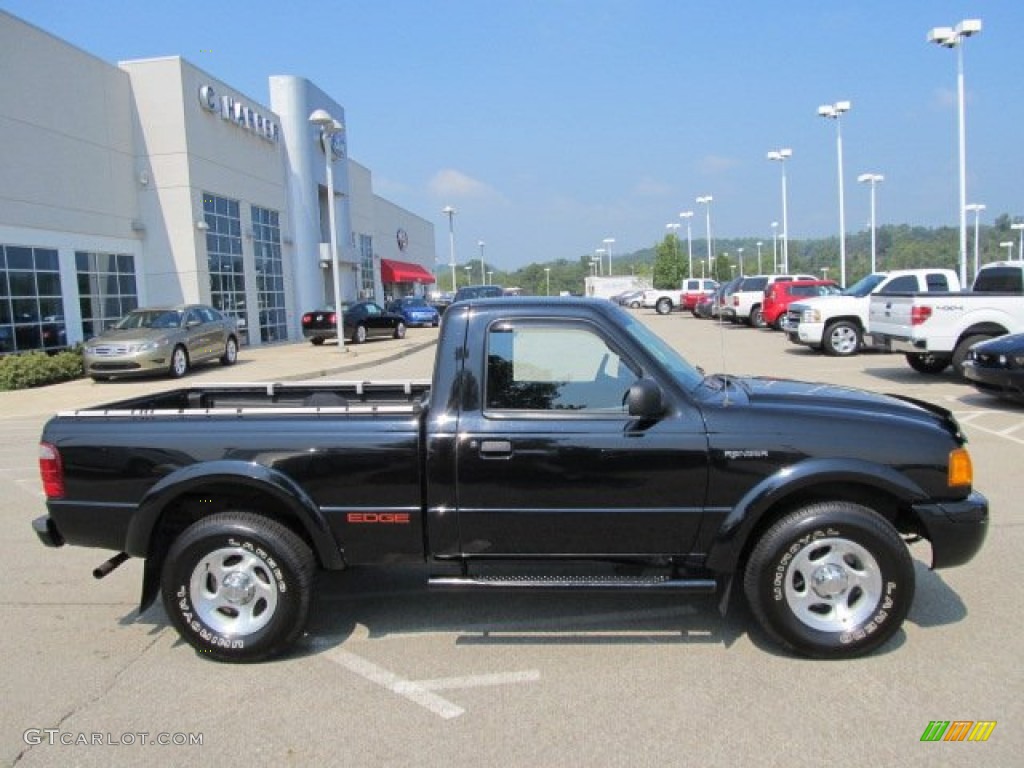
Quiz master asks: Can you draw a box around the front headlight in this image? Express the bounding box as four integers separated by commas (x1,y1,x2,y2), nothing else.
801,309,821,323
134,338,171,353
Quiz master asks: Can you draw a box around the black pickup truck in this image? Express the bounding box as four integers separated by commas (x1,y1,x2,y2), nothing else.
34,298,987,661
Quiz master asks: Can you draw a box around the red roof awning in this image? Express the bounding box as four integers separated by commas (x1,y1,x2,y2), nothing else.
380,259,436,284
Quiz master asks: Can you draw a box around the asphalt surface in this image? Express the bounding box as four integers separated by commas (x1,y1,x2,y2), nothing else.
1,312,1020,767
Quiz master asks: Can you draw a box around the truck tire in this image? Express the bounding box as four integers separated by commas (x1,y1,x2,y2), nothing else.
220,336,238,366
951,334,993,377
169,345,189,378
822,321,860,357
161,512,315,663
655,298,673,315
749,306,765,328
905,353,949,375
743,501,913,659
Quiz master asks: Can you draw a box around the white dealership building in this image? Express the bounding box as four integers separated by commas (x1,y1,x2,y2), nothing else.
0,10,436,351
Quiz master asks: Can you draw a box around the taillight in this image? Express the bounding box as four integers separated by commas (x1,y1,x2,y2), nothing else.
911,306,933,326
732,296,739,306
39,442,64,499
328,312,337,325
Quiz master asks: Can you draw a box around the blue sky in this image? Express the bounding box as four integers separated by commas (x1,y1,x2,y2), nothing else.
6,1,1022,271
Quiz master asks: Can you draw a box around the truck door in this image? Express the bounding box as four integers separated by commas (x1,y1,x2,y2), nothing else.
454,318,708,557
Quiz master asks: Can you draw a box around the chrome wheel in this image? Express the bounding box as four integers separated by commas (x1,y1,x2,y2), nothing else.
170,346,189,378
189,545,280,636
221,337,238,365
824,322,860,356
781,537,882,633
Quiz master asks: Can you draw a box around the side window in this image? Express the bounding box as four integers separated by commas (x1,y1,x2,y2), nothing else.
884,276,917,292
486,323,637,412
925,273,951,291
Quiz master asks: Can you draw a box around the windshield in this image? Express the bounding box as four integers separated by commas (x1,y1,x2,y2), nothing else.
400,298,429,307
113,310,182,330
618,310,704,392
842,273,885,297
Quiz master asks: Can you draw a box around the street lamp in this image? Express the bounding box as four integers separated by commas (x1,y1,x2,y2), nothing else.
1012,222,1024,261
696,195,714,275
766,150,792,273
666,222,680,264
964,203,985,278
464,265,472,287
857,173,885,273
442,205,457,292
593,249,605,276
999,241,1014,260
771,222,779,272
928,18,983,287
308,108,347,352
679,211,694,277
477,240,486,285
603,238,616,276
544,267,551,296
737,246,745,276
818,101,852,286
756,241,763,274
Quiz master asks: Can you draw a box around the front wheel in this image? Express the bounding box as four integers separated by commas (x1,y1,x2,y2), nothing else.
743,501,914,659
393,321,407,339
822,321,861,356
352,324,368,344
952,334,993,377
161,512,315,662
655,298,673,315
905,353,949,374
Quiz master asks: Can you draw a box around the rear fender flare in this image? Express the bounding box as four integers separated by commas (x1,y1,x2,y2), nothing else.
125,460,343,569
705,458,925,574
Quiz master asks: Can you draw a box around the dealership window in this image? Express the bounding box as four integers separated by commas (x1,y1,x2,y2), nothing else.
0,245,65,354
252,205,287,342
359,234,375,299
203,194,247,332
76,252,138,339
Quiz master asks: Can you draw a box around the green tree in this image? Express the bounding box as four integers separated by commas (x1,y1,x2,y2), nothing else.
653,234,686,288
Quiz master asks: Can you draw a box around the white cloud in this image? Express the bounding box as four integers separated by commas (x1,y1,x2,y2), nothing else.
632,176,674,197
428,168,500,201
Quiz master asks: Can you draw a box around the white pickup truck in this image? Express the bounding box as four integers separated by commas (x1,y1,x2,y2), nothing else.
786,268,961,357
867,261,1024,376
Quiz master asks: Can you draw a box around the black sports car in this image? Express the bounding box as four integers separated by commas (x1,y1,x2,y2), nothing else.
962,333,1024,403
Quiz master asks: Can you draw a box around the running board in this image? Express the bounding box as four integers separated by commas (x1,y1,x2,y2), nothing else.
428,574,717,592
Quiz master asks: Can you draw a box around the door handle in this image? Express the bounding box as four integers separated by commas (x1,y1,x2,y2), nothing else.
478,439,512,458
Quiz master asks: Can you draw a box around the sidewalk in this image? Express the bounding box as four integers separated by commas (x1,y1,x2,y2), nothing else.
0,328,439,418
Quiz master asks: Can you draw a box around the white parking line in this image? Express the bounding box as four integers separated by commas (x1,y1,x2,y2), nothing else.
325,647,540,720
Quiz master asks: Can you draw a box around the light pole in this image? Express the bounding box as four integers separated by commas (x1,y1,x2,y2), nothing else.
594,249,605,276
965,203,985,277
666,222,680,268
696,195,714,276
818,101,852,286
679,211,694,278
544,267,551,296
1012,222,1024,261
756,241,763,274
464,265,472,287
771,222,779,272
999,241,1014,260
477,240,486,285
737,247,745,276
442,205,457,292
309,108,347,352
928,18,983,287
767,150,792,273
858,173,885,273
487,270,493,285
603,238,615,276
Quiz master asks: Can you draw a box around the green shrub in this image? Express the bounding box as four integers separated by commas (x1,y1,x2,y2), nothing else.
0,348,84,390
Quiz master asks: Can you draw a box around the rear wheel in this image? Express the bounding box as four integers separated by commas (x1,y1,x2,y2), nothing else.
822,321,861,357
161,512,315,662
169,345,189,378
952,334,994,377
749,306,765,328
394,321,407,339
310,337,325,346
744,501,913,659
220,337,238,366
905,353,949,374
353,324,368,344
655,298,673,315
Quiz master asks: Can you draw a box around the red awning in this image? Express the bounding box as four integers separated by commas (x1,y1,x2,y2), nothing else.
380,259,436,284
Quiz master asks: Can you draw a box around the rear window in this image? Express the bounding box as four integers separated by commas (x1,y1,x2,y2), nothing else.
738,277,768,291
973,267,1023,293
925,273,952,291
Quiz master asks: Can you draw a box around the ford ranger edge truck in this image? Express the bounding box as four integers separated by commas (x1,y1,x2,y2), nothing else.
33,298,988,662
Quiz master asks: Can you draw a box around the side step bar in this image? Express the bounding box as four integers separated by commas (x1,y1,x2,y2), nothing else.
429,574,717,593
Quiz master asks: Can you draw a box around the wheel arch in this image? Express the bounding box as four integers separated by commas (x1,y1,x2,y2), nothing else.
705,458,923,576
129,461,343,611
956,322,1007,347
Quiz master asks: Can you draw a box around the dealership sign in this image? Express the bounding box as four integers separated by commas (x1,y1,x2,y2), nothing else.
198,85,279,143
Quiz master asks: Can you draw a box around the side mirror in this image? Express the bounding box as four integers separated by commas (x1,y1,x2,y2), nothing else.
626,379,665,419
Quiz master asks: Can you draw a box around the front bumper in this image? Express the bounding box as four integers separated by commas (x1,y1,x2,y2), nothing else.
912,491,988,569
33,515,64,548
962,360,1024,400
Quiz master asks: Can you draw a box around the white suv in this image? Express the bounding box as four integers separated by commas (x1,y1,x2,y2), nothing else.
728,274,816,327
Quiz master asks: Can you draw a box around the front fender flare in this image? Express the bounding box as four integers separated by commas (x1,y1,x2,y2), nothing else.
124,460,343,569
704,457,926,574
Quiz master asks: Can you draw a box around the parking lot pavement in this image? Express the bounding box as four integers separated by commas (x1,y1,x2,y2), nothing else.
3,310,1021,767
